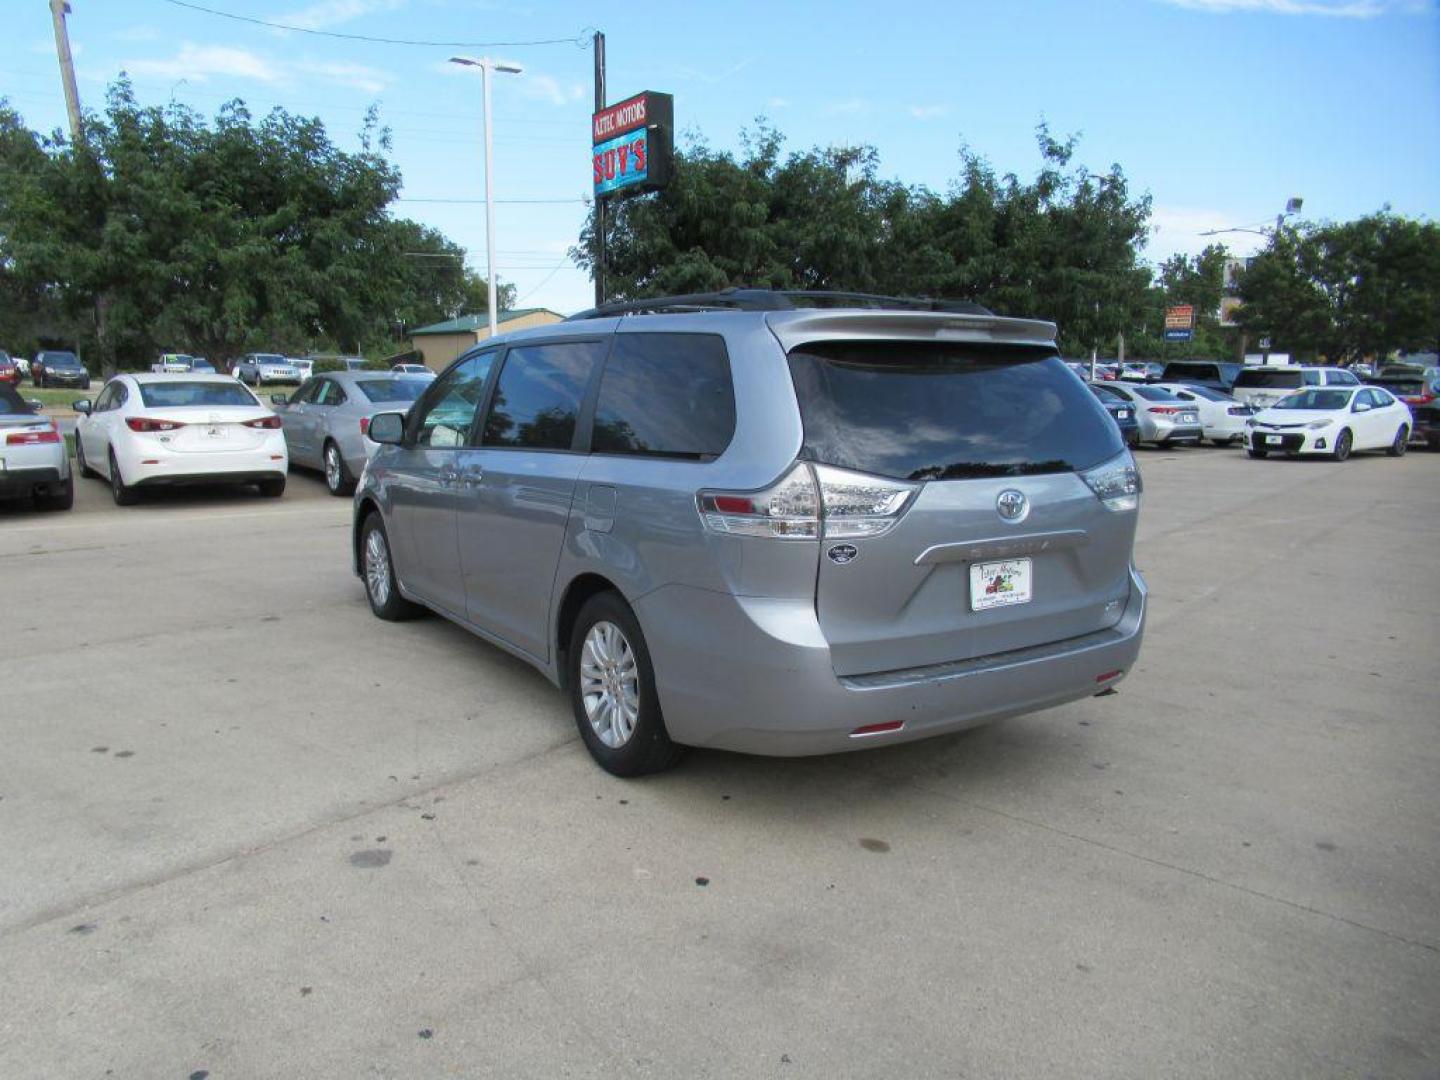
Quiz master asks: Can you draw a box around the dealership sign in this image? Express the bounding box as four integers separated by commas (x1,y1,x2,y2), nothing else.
592,91,673,200
1164,303,1195,342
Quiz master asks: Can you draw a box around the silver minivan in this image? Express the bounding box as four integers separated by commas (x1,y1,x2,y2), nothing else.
352,291,1147,775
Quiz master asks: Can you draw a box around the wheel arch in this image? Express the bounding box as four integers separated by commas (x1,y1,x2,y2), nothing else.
352,496,382,575
554,572,626,689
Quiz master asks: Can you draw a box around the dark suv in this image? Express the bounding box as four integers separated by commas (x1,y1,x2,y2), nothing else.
352,290,1148,775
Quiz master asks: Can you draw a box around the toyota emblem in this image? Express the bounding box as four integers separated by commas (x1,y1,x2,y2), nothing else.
996,489,1028,523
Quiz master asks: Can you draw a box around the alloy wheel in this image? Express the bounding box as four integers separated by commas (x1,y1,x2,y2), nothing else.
325,445,342,491
364,528,392,606
579,621,640,749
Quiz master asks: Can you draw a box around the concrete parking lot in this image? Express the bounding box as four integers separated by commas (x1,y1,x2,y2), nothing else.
1,448,1436,1079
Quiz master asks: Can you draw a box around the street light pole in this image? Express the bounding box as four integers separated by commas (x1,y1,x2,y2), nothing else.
449,56,523,339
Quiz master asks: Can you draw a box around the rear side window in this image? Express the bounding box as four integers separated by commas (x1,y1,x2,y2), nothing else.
592,334,735,459
1235,369,1302,390
787,343,1123,481
483,341,606,451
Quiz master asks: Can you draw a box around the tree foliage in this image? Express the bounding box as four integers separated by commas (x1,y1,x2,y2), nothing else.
1238,212,1440,362
0,82,501,371
573,123,1155,356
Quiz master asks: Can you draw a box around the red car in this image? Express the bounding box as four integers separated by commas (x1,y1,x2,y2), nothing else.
0,354,21,386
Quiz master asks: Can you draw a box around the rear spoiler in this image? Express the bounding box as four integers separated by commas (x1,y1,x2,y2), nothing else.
764,309,1058,353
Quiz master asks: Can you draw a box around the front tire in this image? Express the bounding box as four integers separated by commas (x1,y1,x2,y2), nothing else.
323,441,355,496
1247,448,1268,459
1332,429,1353,462
568,591,683,777
360,513,421,621
1387,425,1408,457
108,450,139,506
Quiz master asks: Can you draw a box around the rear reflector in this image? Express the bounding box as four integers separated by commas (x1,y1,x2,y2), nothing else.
6,429,60,445
1095,670,1123,683
359,416,370,435
850,720,904,738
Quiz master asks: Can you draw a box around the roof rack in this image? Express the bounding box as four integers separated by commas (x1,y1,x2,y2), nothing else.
566,288,993,321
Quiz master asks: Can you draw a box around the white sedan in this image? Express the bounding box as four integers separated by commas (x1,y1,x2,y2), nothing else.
1245,386,1413,462
73,374,288,505
1151,382,1254,445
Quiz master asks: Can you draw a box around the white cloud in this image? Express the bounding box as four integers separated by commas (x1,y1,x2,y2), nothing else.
278,0,406,31
1156,0,1417,16
672,59,753,84
308,61,392,94
908,104,948,119
766,97,790,110
823,98,870,116
125,44,283,84
1148,205,1270,260
519,73,585,107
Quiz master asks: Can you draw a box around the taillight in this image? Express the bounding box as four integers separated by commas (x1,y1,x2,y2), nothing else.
243,415,282,429
1147,406,1180,415
1403,394,1434,406
697,463,917,540
6,428,60,445
1080,451,1142,512
126,417,186,432
359,416,370,436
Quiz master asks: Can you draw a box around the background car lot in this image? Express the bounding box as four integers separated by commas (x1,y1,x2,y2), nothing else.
0,455,1436,1078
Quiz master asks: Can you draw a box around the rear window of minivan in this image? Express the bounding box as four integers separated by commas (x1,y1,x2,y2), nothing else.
1234,368,1303,390
787,343,1123,481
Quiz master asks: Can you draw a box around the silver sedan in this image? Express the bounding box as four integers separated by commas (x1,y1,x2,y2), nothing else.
271,372,430,495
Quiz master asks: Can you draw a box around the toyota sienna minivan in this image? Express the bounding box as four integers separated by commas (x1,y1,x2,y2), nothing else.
352,290,1148,775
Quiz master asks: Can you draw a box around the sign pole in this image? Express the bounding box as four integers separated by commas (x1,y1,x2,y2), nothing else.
593,31,606,308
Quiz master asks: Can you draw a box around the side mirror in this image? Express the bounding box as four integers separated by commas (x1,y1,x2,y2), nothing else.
1353,403,1371,413
367,412,406,446
271,394,289,405
73,399,93,415
27,399,44,413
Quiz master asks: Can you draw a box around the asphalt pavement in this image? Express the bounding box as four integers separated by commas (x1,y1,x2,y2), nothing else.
0,447,1436,1078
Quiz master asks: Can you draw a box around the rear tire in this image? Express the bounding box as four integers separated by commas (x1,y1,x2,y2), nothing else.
323,441,355,496
1332,428,1353,462
108,450,139,506
360,513,421,621
257,476,286,498
568,591,684,777
1387,425,1408,457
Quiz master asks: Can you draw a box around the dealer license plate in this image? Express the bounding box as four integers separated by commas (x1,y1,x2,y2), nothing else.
970,558,1033,612
1266,435,1282,445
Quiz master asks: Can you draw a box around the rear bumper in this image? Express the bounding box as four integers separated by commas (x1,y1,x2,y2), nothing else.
0,465,65,498
1153,423,1204,443
636,566,1147,757
118,437,288,486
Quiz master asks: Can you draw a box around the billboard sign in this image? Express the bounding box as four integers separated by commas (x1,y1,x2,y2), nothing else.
591,91,673,200
1164,328,1194,342
1164,304,1195,331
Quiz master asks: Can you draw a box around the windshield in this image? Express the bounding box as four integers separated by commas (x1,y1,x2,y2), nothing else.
788,343,1122,481
355,378,429,403
0,385,35,415
1274,389,1352,411
138,382,260,408
255,354,288,365
1235,368,1302,389
42,351,80,367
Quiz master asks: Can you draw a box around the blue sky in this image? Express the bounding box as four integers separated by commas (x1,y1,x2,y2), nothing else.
3,0,1437,316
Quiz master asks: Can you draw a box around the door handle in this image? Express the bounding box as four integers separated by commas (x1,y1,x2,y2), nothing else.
438,467,460,486
459,468,484,488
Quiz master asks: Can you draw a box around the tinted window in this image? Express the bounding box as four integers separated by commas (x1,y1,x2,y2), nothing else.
1235,369,1303,389
0,385,32,414
1089,384,1125,403
1183,385,1230,402
1371,378,1424,396
355,378,430,404
788,344,1123,481
1302,370,1322,386
414,351,497,447
1275,389,1352,411
1130,385,1181,402
138,382,260,408
483,342,605,451
317,380,347,405
1329,370,1359,386
290,379,321,405
592,334,735,459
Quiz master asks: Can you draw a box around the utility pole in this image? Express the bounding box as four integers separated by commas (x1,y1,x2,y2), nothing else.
49,0,83,142
593,30,606,308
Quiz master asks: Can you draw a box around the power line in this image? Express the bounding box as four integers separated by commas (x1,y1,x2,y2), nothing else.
159,0,592,49
396,197,587,205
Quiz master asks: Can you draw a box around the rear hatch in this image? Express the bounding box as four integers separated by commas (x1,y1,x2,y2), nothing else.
786,339,1138,677
132,381,276,454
